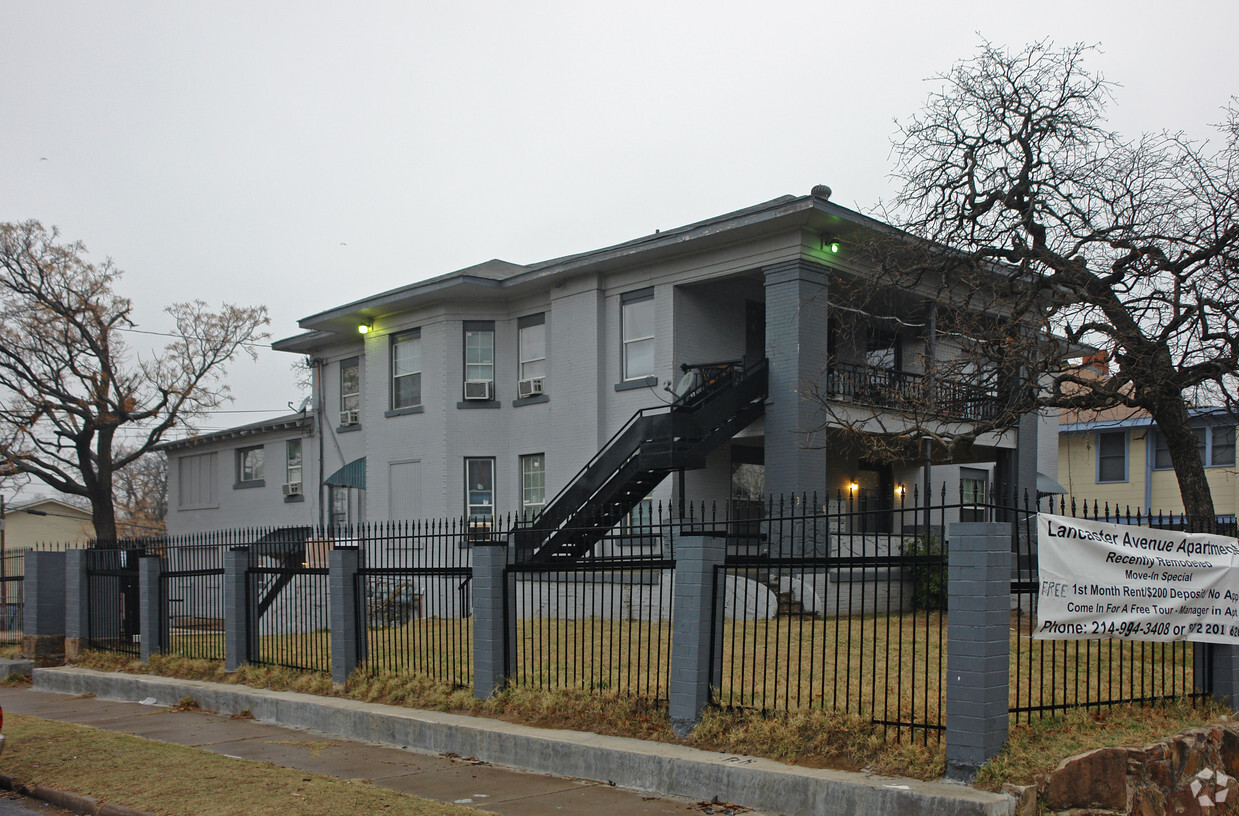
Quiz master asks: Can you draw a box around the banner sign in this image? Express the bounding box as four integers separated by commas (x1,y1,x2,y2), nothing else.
1036,513,1239,644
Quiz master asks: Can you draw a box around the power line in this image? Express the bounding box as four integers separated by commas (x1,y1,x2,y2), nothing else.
117,327,277,352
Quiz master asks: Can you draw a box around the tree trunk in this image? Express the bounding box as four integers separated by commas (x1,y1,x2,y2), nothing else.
1146,398,1217,530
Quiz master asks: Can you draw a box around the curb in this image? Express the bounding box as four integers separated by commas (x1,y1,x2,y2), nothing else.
32,667,1015,816
0,773,154,816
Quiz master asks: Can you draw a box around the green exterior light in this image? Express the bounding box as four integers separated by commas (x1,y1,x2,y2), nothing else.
828,241,840,254
357,322,372,335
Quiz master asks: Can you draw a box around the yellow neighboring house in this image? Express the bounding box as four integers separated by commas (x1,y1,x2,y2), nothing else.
1057,407,1238,521
2,497,93,552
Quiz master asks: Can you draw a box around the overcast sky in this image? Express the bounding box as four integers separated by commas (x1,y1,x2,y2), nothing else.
3,1,1237,446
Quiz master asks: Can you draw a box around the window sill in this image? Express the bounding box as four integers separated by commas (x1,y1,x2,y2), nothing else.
512,394,549,407
615,376,658,392
337,423,362,433
457,400,501,410
233,480,266,490
385,406,425,418
284,494,305,504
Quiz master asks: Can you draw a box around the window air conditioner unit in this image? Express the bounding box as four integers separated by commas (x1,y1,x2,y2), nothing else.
463,380,493,401
517,376,545,399
282,481,303,497
340,409,359,426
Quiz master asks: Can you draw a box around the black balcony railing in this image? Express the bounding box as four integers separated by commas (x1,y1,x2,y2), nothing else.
825,363,999,422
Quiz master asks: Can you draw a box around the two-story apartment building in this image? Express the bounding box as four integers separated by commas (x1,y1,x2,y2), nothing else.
166,187,1054,540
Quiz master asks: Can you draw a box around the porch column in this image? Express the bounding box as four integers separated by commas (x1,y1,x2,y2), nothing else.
763,260,829,500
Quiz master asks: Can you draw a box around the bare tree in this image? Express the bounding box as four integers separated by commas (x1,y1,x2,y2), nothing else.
114,451,168,538
0,221,269,540
811,41,1239,524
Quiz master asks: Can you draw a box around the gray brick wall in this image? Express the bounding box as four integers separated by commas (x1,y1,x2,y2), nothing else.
329,546,362,683
945,521,1010,781
763,260,829,500
24,550,66,636
668,531,726,735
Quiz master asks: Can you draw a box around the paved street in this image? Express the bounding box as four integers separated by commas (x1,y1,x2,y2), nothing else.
0,687,760,816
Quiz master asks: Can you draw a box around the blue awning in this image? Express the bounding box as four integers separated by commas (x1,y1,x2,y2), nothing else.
324,457,366,490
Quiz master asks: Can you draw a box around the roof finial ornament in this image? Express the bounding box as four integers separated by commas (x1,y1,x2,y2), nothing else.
811,184,832,201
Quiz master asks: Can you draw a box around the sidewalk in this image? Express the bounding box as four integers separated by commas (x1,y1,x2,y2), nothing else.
7,667,1015,816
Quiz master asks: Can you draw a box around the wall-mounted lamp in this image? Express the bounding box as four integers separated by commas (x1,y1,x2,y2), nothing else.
896,484,906,498
822,236,840,254
847,481,859,494
357,322,372,335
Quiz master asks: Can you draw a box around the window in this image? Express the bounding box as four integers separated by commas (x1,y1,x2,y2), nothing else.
464,322,495,384
1153,425,1236,468
286,439,303,485
1213,426,1236,467
391,330,422,409
236,445,264,487
177,452,217,509
1097,431,1127,483
865,329,901,371
465,458,495,524
960,469,988,523
623,499,654,535
340,357,360,425
520,454,545,519
518,314,546,382
621,289,655,380
329,485,351,533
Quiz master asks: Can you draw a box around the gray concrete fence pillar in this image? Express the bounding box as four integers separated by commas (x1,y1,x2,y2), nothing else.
224,546,251,672
669,530,726,736
473,540,511,699
1201,644,1239,708
329,546,363,683
23,550,67,666
139,555,167,662
64,549,89,660
945,521,1011,781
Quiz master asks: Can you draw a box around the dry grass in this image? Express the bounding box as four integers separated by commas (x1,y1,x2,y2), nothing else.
1,713,481,816
72,608,1227,787
974,698,1232,791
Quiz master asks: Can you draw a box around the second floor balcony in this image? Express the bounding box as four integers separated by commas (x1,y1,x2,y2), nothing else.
825,362,1001,423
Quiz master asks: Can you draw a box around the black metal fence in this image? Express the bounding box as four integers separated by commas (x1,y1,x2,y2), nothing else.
506,504,677,699
85,546,142,655
1010,495,1224,722
69,488,1224,742
354,519,473,687
246,528,330,672
711,491,947,743
0,549,23,645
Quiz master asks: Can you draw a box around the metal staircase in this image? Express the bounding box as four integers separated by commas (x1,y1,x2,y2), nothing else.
514,359,768,563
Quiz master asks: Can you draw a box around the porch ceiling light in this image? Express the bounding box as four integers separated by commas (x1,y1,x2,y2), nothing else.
822,236,840,254
357,321,372,335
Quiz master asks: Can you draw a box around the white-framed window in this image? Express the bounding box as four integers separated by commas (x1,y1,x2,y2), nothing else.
465,457,495,523
464,322,495,384
960,468,988,523
1096,431,1127,483
391,329,422,409
1153,425,1236,469
177,452,217,509
329,485,351,532
520,453,545,519
340,357,360,416
518,314,546,382
621,289,655,380
286,439,303,485
237,445,264,486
